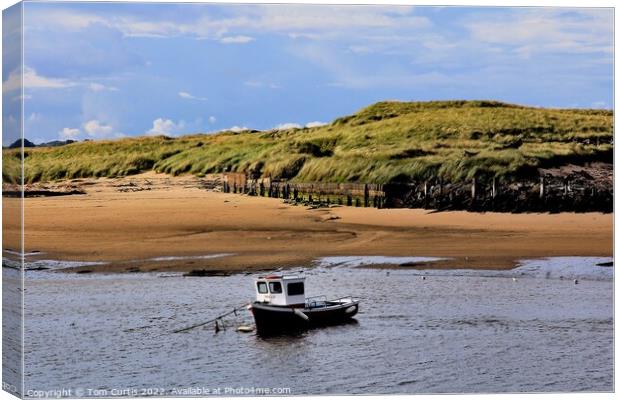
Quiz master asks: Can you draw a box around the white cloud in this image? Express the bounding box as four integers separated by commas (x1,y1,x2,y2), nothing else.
219,35,255,44
208,116,217,124
178,91,207,101
238,5,428,34
27,10,107,31
274,122,302,130
24,6,430,41
27,113,41,123
23,67,75,89
89,82,119,92
283,8,612,91
59,127,81,140
305,121,327,128
3,67,75,93
146,118,186,136
228,126,249,133
4,69,123,96
83,120,115,138
348,45,372,54
465,9,613,57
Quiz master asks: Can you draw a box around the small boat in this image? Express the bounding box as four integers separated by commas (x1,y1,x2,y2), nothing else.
249,273,359,335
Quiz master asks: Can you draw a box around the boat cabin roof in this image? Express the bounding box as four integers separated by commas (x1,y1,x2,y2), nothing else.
257,274,304,281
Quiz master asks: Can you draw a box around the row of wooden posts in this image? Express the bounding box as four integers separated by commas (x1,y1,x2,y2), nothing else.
218,173,608,211
222,178,386,208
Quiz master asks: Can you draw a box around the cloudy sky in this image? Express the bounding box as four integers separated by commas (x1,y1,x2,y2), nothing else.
2,3,614,145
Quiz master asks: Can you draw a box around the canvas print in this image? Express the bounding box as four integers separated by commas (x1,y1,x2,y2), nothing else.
2,1,614,398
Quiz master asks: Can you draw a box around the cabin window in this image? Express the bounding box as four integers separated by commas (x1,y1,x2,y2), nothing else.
287,282,304,296
257,282,268,294
268,281,282,294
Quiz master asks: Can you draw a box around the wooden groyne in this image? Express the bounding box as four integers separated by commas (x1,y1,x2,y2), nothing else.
222,173,386,208
383,176,612,213
218,170,612,213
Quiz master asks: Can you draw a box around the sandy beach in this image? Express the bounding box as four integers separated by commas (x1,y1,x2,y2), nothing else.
2,172,613,273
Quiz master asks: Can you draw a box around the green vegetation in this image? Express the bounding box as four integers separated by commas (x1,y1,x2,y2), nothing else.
3,100,613,184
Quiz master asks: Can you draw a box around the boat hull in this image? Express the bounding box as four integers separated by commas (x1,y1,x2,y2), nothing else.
250,301,359,335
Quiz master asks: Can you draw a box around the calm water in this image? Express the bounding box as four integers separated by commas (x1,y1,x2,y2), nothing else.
11,256,614,396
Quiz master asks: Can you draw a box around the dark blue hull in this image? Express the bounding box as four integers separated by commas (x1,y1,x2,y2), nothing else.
250,300,359,335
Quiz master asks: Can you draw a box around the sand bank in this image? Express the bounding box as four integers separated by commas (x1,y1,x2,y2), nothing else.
2,172,613,273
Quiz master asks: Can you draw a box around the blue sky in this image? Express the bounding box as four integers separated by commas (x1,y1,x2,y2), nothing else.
2,3,614,145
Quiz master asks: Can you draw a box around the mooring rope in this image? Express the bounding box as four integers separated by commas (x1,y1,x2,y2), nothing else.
172,302,250,333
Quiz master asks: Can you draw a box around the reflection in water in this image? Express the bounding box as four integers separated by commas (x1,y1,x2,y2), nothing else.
19,256,613,395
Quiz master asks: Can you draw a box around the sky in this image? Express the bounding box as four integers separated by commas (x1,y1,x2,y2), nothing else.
1,2,614,145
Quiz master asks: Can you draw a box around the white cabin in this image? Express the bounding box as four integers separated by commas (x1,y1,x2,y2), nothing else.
255,274,305,306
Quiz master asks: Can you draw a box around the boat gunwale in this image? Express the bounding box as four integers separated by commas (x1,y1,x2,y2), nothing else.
251,299,360,313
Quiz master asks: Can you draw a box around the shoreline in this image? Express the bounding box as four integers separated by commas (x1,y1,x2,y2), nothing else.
3,172,613,274
4,254,615,278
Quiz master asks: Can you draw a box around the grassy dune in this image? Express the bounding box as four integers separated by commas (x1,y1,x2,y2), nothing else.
3,100,613,184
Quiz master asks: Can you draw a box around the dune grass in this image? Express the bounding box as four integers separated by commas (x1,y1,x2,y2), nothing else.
3,100,613,185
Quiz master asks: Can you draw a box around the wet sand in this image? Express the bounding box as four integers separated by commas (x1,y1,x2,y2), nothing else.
2,172,613,273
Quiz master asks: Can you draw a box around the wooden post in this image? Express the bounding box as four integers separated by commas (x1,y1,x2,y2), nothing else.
471,177,476,199
364,184,369,207
347,195,352,207
491,177,496,199
539,177,545,199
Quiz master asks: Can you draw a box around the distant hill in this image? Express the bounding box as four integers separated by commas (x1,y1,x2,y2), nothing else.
5,139,75,149
38,140,76,147
7,138,36,149
2,100,613,184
